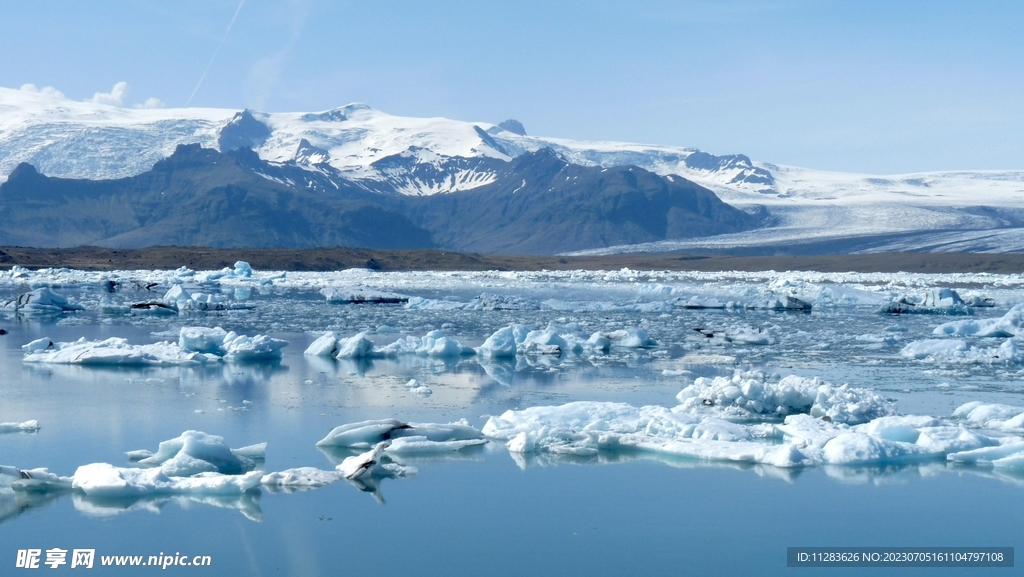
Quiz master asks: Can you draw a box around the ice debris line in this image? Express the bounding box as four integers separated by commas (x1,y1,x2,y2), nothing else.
2,422,486,501
21,326,288,365
482,371,1024,469
305,323,656,360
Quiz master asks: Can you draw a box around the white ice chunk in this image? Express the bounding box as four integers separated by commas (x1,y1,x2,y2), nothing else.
177,327,287,360
723,327,774,346
605,328,657,348
952,402,1024,433
179,326,229,354
321,286,407,304
72,464,261,496
478,326,520,358
675,374,894,424
304,332,341,357
2,287,84,315
260,467,342,488
0,420,40,433
133,430,263,476
934,303,1024,338
379,330,476,357
316,418,483,449
23,337,208,366
0,466,72,490
221,331,289,361
900,338,1022,363
404,379,433,397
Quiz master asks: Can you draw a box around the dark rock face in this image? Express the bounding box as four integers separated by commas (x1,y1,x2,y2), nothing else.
217,110,271,152
408,149,760,254
497,119,527,136
0,145,761,254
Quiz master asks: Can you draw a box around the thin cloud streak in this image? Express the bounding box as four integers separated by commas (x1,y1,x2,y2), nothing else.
185,0,246,107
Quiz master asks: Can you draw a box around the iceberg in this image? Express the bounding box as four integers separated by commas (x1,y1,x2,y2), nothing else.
0,420,40,433
178,326,288,360
0,465,73,490
316,418,484,451
404,379,433,397
162,284,254,312
129,430,266,476
880,288,972,315
2,287,84,315
321,287,408,304
72,464,262,497
22,327,287,366
933,304,1024,338
952,402,1024,433
260,467,342,488
900,338,1022,364
22,337,210,366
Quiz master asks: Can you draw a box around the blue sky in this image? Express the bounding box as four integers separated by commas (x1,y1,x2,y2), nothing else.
3,0,1022,174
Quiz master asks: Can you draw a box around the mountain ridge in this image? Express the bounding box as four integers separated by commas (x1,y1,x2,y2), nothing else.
0,144,759,253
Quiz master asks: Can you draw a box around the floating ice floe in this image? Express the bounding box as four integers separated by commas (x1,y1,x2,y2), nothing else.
22,337,210,366
722,327,774,346
473,293,541,310
879,288,976,315
161,285,254,312
676,296,732,309
316,418,485,453
179,327,288,361
321,287,408,304
0,420,40,433
483,390,1000,468
0,465,73,490
304,330,474,359
72,464,262,497
2,287,84,315
405,379,433,397
900,338,1022,364
22,327,287,365
128,430,266,476
477,323,654,357
675,294,810,311
933,303,1024,338
260,467,343,488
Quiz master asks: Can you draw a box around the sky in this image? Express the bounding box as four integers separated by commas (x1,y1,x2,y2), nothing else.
2,0,1022,174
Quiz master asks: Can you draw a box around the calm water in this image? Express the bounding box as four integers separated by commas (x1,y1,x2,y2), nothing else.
2,276,1023,575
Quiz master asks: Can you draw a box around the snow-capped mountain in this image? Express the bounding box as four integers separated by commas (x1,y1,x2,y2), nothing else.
3,84,1024,253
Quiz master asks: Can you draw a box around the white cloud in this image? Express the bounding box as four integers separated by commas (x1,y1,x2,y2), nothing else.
20,83,66,98
87,81,131,107
135,97,165,109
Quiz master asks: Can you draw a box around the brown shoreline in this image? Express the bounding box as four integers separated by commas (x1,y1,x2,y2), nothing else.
1,246,1023,274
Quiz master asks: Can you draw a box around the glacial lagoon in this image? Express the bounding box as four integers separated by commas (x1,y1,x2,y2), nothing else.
2,264,1024,575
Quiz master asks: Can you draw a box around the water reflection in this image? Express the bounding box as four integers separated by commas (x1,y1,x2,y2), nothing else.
71,492,263,522
0,487,68,525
